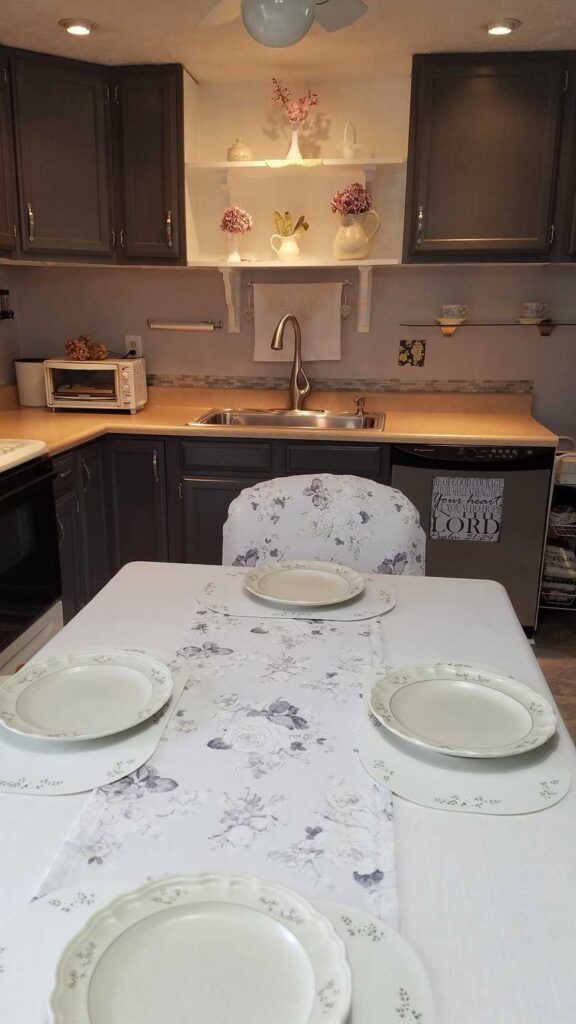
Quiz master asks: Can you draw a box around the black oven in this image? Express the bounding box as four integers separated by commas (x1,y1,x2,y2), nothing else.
0,457,61,656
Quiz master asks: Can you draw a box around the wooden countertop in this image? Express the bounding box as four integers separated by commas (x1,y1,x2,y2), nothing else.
0,386,559,453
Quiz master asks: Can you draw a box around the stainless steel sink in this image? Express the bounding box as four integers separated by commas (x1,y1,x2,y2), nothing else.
189,408,385,430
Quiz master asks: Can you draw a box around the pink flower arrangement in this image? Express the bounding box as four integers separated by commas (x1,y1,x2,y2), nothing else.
331,182,372,216
220,206,253,235
272,78,318,126
65,334,109,360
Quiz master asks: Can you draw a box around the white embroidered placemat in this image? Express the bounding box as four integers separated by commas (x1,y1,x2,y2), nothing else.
36,609,397,927
0,650,191,796
201,569,396,621
0,882,432,1024
359,698,571,816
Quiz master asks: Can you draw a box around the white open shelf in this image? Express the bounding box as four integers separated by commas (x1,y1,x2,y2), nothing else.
185,142,407,333
186,258,400,268
186,157,405,172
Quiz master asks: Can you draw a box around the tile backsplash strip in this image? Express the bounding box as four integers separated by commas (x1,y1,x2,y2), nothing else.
147,374,534,394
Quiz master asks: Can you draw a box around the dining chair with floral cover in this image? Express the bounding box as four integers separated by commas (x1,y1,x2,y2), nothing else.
222,473,426,575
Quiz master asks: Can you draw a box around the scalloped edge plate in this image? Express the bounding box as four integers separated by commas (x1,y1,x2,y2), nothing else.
244,560,365,608
368,662,556,758
0,650,173,741
49,873,351,1024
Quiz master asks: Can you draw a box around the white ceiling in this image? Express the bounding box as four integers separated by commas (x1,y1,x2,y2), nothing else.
1,0,576,81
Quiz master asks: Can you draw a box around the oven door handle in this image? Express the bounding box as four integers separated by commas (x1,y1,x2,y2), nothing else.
1,468,57,503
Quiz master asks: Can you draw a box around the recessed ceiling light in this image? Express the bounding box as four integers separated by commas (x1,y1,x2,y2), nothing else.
58,18,95,36
484,18,521,36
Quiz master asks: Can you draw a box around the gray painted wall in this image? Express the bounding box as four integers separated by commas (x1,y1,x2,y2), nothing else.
5,263,576,438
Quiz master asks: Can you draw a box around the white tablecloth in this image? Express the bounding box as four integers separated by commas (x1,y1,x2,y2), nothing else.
1,563,576,1024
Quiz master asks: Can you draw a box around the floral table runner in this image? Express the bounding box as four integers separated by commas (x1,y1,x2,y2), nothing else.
38,604,397,924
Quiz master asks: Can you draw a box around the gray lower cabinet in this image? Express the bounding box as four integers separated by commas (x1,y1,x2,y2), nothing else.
176,476,263,564
106,437,169,569
53,441,110,622
54,485,83,623
167,437,390,565
54,434,392,610
79,443,111,601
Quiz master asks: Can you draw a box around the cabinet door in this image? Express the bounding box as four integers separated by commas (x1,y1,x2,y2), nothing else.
179,477,261,565
11,55,112,256
54,490,83,623
116,67,183,261
107,438,168,568
78,444,111,601
0,59,16,252
405,54,565,259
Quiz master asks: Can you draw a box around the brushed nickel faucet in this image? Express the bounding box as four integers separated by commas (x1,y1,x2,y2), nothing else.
271,313,311,411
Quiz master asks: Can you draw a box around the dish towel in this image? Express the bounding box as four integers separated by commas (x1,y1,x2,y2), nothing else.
253,283,342,361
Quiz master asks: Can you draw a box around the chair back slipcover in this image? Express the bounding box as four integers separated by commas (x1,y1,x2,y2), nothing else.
222,473,426,576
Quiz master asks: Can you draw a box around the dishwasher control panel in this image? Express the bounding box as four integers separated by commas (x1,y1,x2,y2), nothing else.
458,446,535,461
404,445,538,462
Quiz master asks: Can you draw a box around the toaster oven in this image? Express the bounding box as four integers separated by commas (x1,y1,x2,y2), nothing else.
44,357,147,413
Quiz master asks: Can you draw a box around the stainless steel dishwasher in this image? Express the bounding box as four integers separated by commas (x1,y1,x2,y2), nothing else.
390,444,556,632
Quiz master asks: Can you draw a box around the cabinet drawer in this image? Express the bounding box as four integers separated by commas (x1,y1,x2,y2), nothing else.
286,444,382,477
180,441,272,472
52,452,77,497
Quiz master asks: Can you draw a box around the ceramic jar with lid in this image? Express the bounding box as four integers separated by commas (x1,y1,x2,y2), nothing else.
227,138,253,162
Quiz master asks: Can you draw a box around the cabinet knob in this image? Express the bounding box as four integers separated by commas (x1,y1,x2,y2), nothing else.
152,450,160,484
166,210,173,248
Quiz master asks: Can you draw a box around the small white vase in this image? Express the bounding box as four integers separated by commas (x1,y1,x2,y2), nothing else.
285,126,303,161
271,233,301,262
226,233,241,263
332,211,380,260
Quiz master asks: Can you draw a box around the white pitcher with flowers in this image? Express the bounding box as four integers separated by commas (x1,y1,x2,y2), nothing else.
270,210,309,262
331,182,380,260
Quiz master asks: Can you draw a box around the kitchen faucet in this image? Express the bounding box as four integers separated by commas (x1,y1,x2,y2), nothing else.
271,313,311,411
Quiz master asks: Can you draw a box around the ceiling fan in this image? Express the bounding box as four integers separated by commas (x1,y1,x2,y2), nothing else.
198,0,368,47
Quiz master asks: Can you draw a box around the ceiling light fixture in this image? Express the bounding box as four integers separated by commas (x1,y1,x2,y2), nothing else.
484,18,521,36
58,18,95,36
241,0,315,48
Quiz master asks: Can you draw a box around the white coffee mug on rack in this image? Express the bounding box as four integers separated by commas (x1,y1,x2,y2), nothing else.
521,301,547,319
441,303,468,320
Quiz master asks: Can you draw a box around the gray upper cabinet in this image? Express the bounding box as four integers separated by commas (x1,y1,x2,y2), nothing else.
0,57,16,252
550,55,576,260
115,66,184,262
404,53,566,260
11,55,112,256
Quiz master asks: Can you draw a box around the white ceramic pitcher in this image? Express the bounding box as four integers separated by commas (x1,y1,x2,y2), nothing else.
270,233,301,262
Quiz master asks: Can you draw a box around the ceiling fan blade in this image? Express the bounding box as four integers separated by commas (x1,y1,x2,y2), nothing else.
314,0,368,32
198,0,240,28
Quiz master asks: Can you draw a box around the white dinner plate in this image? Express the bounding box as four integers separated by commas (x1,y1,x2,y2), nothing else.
244,560,365,607
368,662,557,758
49,874,352,1024
0,650,173,741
